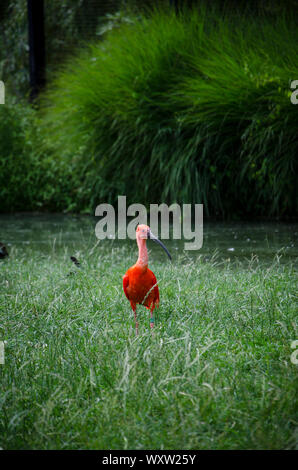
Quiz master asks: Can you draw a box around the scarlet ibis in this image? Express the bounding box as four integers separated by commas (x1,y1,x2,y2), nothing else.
123,224,171,334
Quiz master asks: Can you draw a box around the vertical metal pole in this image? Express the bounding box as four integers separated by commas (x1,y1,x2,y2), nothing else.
27,0,45,101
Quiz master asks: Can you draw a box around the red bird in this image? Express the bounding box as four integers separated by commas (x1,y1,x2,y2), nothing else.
123,224,171,334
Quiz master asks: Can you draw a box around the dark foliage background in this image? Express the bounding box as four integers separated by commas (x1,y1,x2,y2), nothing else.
0,0,297,217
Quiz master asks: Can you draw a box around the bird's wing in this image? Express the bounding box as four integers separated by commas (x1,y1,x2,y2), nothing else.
123,273,130,300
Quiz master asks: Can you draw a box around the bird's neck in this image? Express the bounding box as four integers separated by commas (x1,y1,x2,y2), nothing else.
136,237,148,268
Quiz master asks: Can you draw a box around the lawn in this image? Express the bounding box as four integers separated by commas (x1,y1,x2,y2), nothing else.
0,244,297,449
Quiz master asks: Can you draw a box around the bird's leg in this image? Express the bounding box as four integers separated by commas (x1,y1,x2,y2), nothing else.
130,302,138,335
135,311,139,336
150,305,154,330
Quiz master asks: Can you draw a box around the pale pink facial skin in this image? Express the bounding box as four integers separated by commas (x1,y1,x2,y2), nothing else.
136,224,150,240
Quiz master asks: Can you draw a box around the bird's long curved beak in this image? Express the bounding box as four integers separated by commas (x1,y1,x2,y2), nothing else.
148,230,172,261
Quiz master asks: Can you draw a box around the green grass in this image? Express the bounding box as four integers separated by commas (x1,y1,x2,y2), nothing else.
0,246,297,449
39,5,298,217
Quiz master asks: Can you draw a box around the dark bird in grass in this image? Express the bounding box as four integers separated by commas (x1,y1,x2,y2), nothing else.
70,256,81,268
0,243,9,259
67,256,81,277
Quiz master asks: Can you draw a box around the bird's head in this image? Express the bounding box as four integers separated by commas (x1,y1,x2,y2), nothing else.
136,224,171,260
136,224,150,239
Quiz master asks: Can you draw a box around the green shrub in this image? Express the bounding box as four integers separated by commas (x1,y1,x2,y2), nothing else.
2,5,297,216
0,99,76,212
0,99,37,211
39,5,298,217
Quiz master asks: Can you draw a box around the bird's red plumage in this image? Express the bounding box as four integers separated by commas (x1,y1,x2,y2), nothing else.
123,264,159,311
